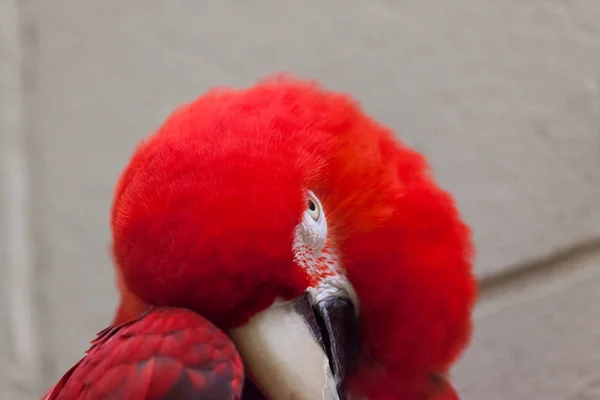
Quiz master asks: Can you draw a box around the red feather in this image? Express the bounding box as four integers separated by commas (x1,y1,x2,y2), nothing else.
44,308,243,400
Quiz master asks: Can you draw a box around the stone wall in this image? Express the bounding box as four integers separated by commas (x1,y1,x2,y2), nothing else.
1,1,599,398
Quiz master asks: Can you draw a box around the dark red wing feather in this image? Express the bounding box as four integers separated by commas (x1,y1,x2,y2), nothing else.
44,307,244,400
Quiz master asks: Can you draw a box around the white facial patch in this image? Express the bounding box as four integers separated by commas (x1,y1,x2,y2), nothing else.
294,197,327,249
292,191,360,315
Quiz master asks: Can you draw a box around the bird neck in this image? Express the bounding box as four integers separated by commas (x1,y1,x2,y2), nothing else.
111,268,149,325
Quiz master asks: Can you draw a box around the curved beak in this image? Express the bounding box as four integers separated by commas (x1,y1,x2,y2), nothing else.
228,291,357,400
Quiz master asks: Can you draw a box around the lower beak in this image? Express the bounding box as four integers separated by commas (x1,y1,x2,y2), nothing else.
228,293,357,400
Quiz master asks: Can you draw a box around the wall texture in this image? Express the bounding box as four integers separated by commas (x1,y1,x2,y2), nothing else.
1,1,599,399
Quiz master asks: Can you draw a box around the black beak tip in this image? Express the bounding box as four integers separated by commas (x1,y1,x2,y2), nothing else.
294,294,358,399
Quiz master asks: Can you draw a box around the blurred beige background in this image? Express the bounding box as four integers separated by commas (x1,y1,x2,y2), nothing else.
1,1,600,399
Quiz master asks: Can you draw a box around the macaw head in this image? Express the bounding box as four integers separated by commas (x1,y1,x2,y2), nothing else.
110,76,476,399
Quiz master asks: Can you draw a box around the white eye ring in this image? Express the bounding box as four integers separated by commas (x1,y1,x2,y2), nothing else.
306,193,321,222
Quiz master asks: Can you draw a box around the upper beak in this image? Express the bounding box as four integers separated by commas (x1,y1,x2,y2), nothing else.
228,292,357,400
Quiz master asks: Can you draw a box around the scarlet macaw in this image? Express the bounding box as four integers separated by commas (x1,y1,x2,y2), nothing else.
44,76,476,399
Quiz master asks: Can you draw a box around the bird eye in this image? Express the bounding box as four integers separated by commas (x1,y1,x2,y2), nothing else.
307,194,321,221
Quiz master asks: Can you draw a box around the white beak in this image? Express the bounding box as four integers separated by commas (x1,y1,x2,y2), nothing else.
228,298,341,400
